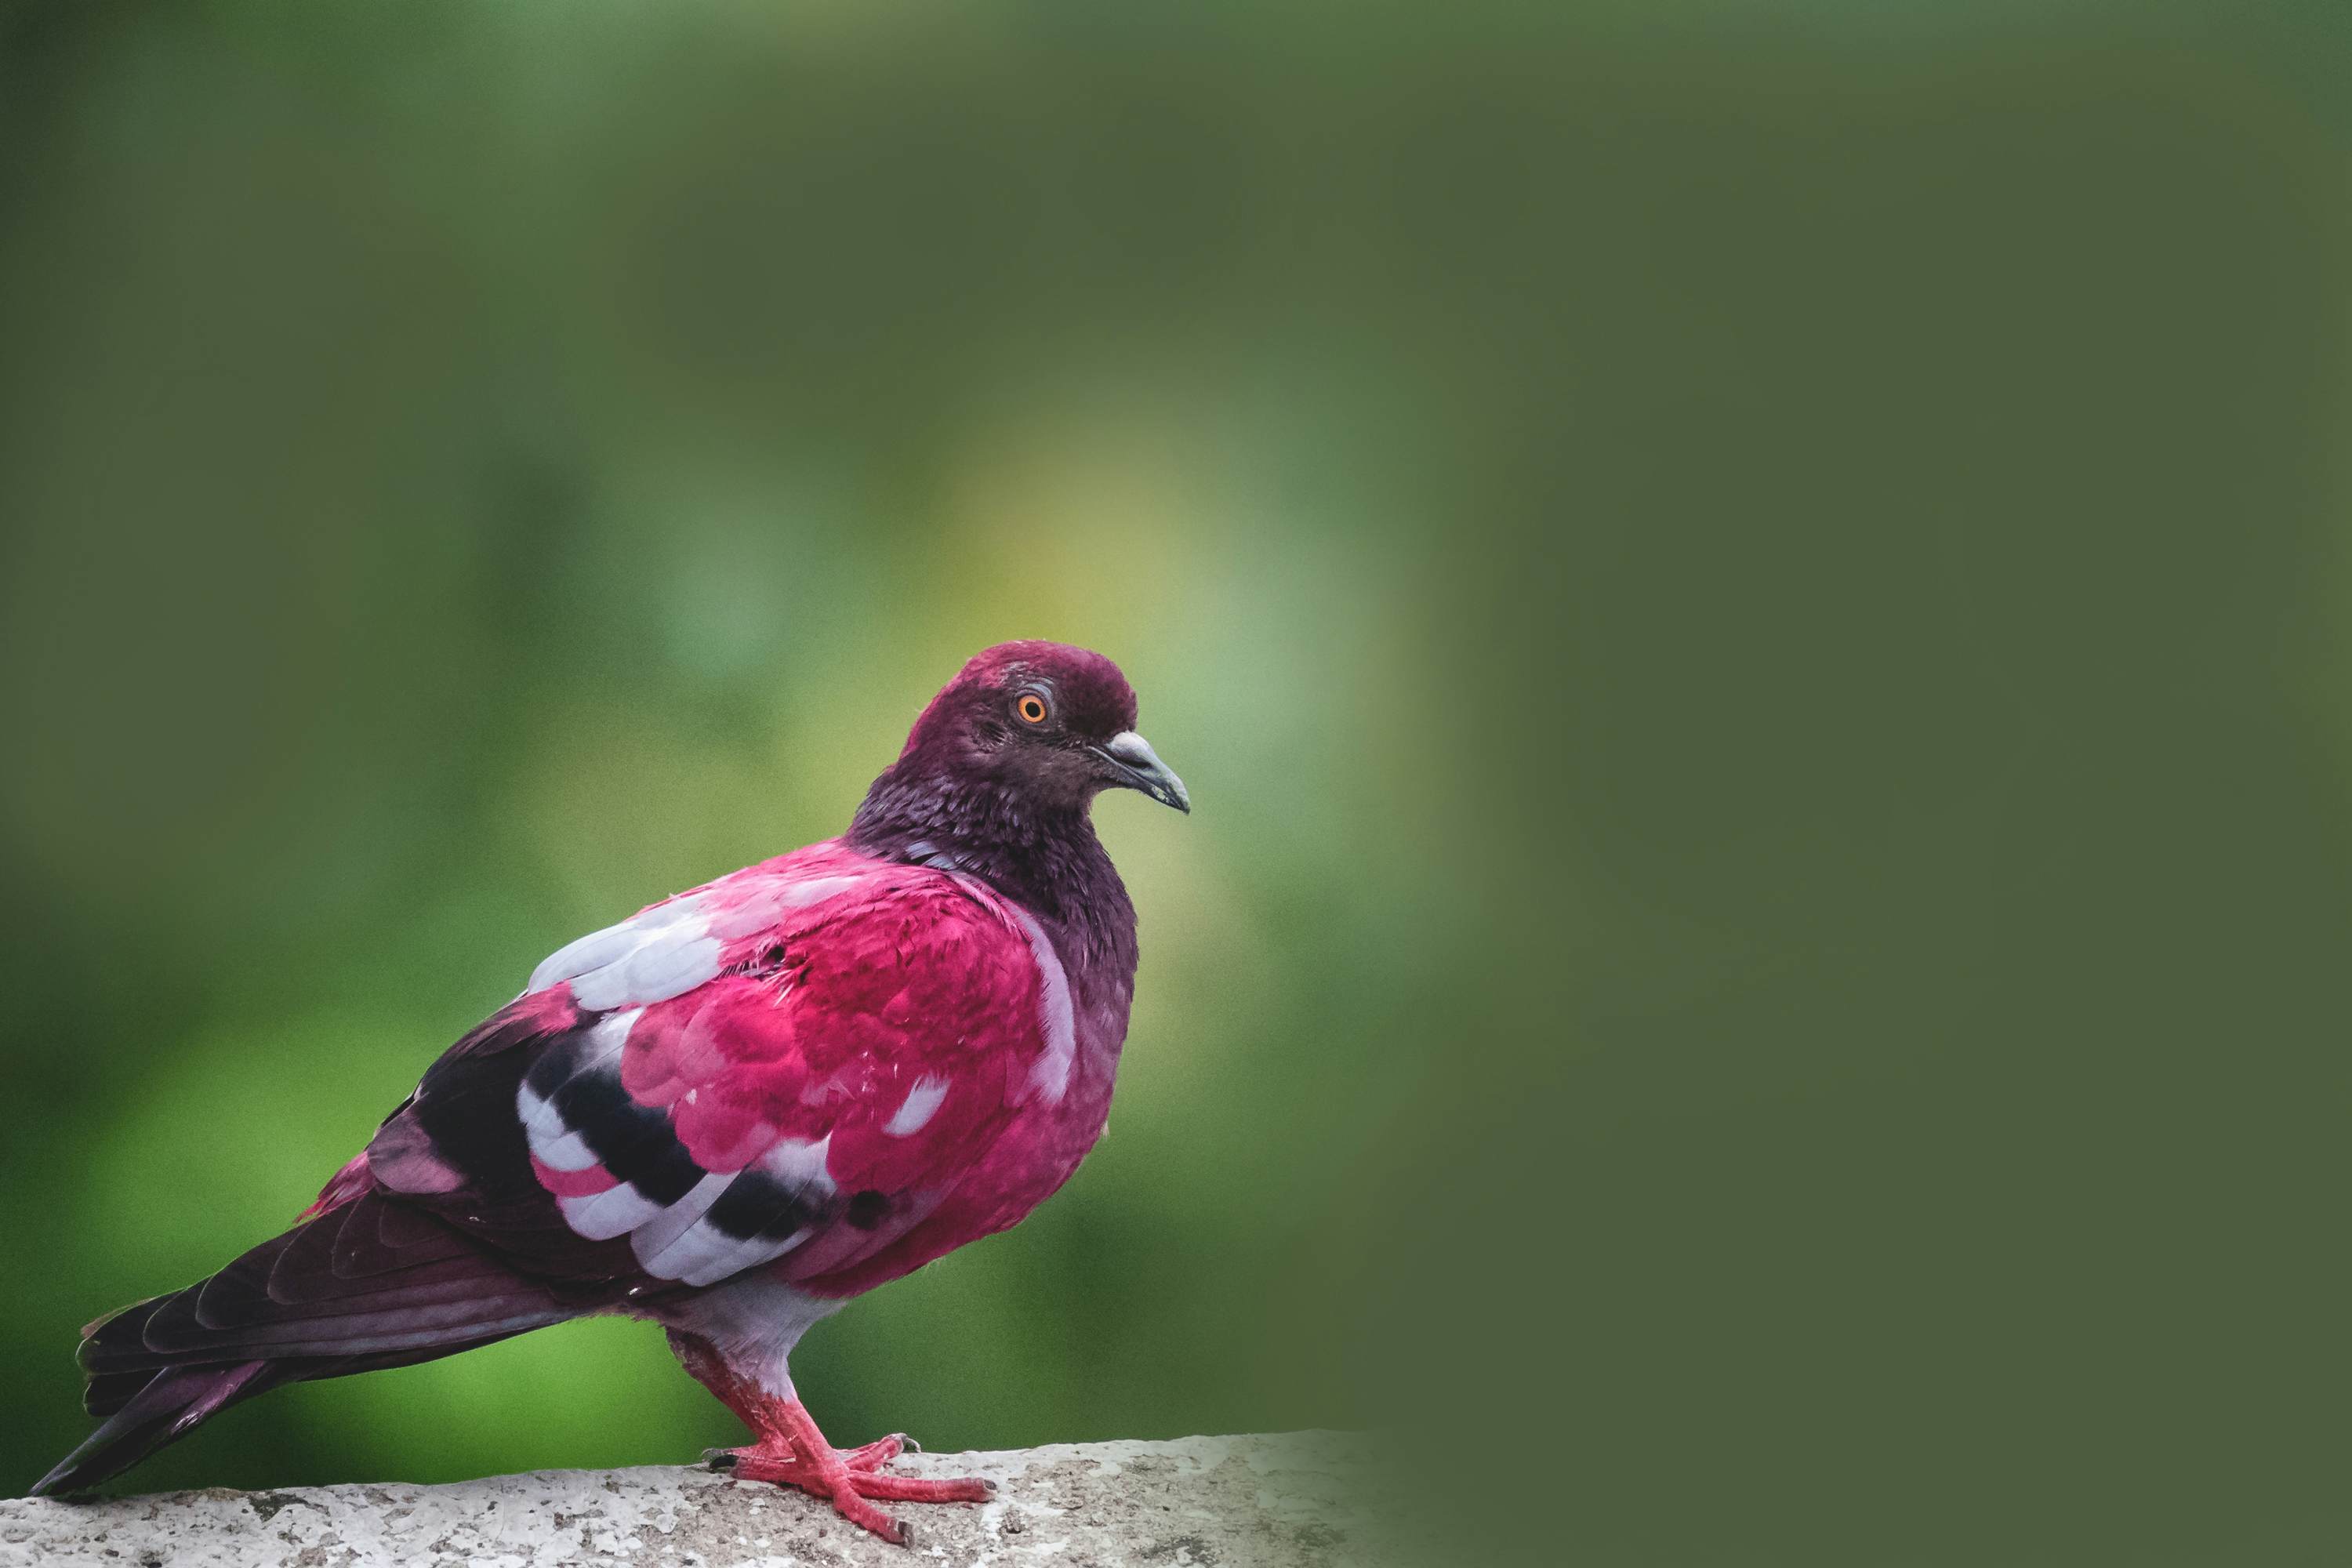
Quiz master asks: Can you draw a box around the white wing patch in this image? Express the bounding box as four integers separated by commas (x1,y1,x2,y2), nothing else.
529,894,723,1010
559,1181,666,1240
884,1075,950,1136
528,874,877,1011
702,875,869,939
637,1136,838,1287
517,1008,641,1171
628,1171,733,1269
518,1004,842,1285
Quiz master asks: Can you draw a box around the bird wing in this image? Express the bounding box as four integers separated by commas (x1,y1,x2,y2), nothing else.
359,842,1061,1294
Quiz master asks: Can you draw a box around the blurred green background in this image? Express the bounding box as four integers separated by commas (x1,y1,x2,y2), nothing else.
4,1,2350,1563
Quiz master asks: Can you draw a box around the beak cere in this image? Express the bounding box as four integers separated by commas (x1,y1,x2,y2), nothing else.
1096,731,1190,814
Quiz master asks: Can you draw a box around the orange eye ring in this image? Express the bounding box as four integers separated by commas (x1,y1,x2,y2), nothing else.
1016,694,1048,725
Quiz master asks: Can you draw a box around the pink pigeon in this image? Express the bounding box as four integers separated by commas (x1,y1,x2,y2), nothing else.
34,641,1189,1545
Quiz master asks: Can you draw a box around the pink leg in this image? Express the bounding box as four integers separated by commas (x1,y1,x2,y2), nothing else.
670,1331,991,1546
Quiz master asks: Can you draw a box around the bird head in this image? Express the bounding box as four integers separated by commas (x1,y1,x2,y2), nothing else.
888,641,1189,817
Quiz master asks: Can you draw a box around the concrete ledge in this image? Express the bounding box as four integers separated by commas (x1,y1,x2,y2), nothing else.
0,1431,1392,1568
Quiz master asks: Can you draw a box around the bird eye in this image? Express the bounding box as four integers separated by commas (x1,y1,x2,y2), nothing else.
1015,694,1049,725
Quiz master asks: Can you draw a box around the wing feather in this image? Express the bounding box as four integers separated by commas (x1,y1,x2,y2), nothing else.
341,844,1054,1301
492,849,1052,1290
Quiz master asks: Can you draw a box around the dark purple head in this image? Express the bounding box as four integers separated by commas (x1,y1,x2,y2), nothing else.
851,641,1189,856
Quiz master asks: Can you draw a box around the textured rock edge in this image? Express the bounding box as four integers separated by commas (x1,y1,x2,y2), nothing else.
0,1429,1399,1567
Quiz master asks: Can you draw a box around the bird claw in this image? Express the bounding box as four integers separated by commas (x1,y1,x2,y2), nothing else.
701,1448,739,1471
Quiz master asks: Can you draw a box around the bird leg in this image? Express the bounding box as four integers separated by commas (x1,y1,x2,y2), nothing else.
671,1330,991,1546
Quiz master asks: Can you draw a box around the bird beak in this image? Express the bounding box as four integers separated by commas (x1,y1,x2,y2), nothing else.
1093,731,1190,814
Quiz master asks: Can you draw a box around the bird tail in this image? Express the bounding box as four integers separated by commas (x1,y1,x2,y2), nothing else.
34,1352,287,1497
32,1192,579,1496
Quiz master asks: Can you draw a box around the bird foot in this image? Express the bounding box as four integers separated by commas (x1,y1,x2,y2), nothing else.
709,1438,993,1545
668,1333,983,1545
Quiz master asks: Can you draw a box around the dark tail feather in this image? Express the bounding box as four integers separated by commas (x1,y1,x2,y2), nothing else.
33,1192,582,1497
34,1360,281,1496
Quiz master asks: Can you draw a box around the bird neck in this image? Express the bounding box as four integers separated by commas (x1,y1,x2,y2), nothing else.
846,768,1139,979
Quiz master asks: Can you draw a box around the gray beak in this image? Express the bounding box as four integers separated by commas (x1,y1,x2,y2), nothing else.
1094,731,1190,813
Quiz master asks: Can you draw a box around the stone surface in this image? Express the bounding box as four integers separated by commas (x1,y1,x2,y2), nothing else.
0,1431,1396,1568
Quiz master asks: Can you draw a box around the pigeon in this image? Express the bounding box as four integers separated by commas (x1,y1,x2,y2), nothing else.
33,641,1189,1545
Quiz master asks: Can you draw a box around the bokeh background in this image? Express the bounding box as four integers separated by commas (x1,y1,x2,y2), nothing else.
4,2,2351,1563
